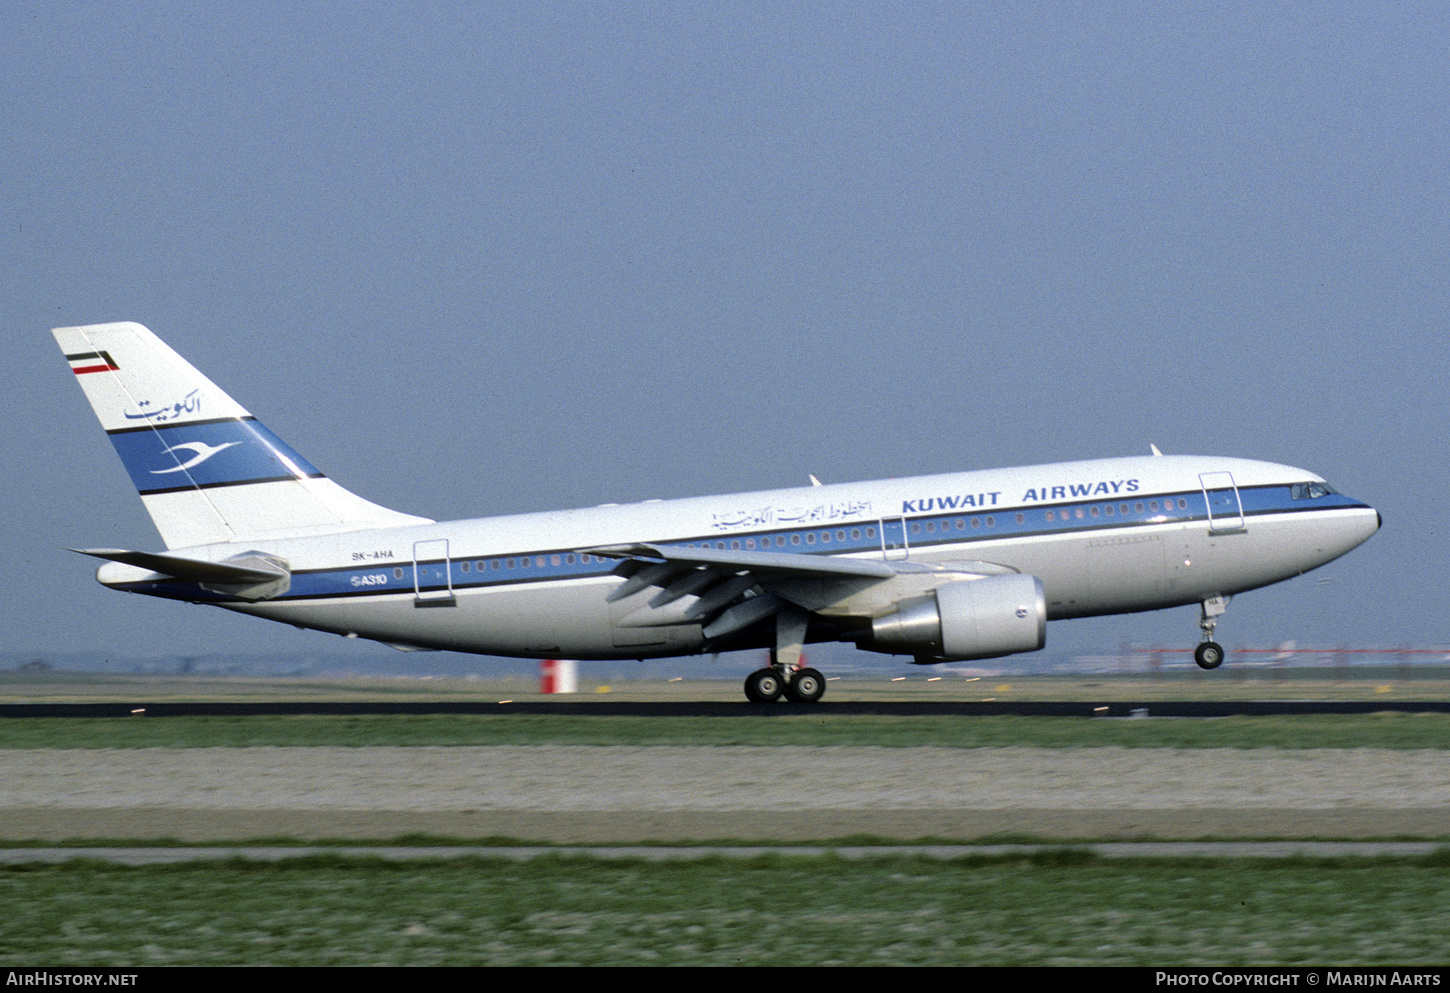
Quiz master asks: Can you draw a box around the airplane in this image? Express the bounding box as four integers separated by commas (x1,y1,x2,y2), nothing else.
54,321,1381,703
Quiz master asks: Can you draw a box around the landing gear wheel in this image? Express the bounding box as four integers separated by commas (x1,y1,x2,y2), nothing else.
744,668,784,703
783,667,826,704
1195,641,1225,670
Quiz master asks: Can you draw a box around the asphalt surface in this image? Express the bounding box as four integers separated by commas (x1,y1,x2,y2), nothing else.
4,699,1450,717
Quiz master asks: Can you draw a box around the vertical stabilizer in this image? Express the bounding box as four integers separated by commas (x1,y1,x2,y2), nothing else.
54,321,431,548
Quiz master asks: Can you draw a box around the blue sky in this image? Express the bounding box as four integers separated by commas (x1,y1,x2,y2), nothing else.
4,2,1445,668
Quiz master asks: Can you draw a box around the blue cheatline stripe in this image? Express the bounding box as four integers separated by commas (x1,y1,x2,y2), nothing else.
106,418,324,495
104,485,1370,603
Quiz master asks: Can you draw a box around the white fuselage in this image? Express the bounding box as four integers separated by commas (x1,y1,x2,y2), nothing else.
101,454,1380,660
56,323,1379,677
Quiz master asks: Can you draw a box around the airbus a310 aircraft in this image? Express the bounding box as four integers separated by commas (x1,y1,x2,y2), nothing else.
55,322,1380,703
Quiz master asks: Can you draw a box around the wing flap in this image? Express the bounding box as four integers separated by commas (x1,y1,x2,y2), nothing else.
587,542,1025,647
587,542,896,579
588,542,897,641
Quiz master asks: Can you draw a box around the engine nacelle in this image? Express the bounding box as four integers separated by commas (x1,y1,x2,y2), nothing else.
867,574,1046,662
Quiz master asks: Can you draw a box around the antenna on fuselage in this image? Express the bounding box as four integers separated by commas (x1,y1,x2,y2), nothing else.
1150,444,1163,457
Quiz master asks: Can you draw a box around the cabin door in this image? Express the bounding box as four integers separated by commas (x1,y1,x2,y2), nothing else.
879,517,909,560
1199,472,1245,533
412,539,455,604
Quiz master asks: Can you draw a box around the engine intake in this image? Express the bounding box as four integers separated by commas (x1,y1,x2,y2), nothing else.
867,574,1046,662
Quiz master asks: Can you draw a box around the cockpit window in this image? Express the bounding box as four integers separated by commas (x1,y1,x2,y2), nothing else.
1291,481,1339,500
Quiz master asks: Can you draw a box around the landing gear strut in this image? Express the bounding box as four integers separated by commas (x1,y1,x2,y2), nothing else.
1195,595,1230,670
743,610,827,703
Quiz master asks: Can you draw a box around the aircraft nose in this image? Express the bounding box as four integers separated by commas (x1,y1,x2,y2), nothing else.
1356,506,1382,547
1333,504,1381,555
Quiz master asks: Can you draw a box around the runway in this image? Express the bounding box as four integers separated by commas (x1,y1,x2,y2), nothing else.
4,699,1450,717
5,688,1446,844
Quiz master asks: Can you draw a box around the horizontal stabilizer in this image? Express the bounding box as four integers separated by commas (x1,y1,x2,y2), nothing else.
72,548,291,601
72,548,285,583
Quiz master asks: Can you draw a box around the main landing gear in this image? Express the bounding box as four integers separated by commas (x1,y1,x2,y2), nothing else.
744,609,826,703
744,664,826,703
1195,594,1230,670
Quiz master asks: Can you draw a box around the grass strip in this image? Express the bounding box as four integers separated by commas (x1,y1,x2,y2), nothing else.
1,851,1447,965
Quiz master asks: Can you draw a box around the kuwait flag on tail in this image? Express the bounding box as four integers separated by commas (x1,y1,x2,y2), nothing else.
65,351,120,375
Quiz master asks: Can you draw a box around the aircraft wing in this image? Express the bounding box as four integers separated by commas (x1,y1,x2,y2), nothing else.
586,542,1012,644
588,542,897,579
586,542,888,642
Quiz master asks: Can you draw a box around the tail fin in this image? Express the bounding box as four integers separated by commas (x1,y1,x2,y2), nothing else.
54,321,431,549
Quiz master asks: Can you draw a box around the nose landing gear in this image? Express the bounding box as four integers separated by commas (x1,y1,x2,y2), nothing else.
1194,641,1224,669
1195,595,1230,670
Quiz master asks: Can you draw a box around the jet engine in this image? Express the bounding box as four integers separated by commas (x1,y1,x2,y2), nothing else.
866,574,1046,662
